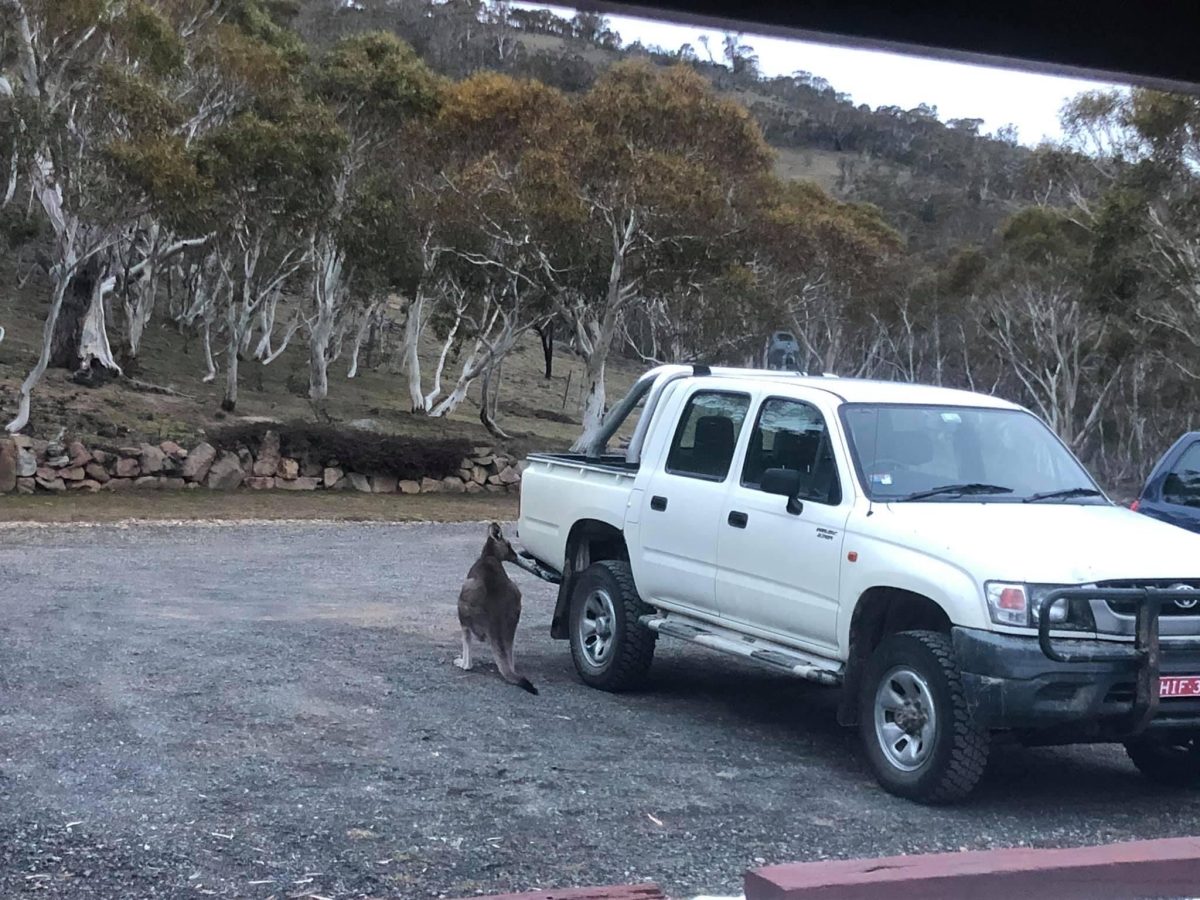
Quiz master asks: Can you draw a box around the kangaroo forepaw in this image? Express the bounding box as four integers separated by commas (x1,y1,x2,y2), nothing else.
453,656,472,670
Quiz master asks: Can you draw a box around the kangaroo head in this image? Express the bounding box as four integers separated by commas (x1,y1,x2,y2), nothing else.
486,521,518,563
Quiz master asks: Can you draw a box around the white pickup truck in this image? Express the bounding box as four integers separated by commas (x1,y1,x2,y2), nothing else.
516,365,1200,803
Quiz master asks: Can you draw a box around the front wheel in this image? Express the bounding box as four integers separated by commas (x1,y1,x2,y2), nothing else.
858,630,989,804
1125,737,1200,786
568,560,656,692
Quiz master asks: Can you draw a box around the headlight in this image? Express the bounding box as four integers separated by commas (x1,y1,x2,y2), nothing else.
985,582,1097,631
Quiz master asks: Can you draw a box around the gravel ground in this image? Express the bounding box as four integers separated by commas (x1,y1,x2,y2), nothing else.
1,521,1198,899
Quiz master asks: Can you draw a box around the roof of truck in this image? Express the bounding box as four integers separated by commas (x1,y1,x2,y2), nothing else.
689,368,1023,410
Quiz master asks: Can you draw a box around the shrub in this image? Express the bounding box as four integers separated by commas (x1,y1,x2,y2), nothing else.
209,422,471,480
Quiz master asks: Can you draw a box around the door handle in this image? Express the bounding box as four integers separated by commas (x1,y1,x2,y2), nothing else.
728,510,748,528
650,495,668,511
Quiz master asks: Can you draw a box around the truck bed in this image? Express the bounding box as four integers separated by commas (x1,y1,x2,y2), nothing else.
526,452,640,475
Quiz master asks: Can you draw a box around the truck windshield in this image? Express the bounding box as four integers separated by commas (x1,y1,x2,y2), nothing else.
840,404,1103,503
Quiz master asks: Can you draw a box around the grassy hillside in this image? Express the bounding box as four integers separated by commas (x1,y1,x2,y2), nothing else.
0,265,642,453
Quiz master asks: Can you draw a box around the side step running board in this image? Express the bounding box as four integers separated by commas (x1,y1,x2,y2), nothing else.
640,614,843,686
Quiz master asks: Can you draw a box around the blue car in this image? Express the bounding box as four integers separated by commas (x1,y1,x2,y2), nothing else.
1133,431,1200,534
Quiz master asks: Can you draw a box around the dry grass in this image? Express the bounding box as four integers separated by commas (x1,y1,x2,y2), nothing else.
0,490,518,524
0,255,643,454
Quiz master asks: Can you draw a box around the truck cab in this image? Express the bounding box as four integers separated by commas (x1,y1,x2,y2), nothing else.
517,365,1200,803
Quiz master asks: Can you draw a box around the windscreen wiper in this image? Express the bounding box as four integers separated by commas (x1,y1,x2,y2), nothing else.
899,483,1014,501
1022,487,1104,503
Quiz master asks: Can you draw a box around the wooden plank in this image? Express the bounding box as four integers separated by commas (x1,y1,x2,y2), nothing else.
744,836,1200,900
449,885,665,900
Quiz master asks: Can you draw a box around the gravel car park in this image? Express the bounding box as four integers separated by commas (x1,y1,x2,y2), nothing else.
3,521,1200,898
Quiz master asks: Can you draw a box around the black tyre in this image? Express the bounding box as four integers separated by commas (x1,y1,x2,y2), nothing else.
858,630,989,804
1125,737,1200,787
568,560,656,692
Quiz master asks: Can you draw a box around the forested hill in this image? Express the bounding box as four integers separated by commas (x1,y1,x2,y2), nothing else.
293,0,1033,254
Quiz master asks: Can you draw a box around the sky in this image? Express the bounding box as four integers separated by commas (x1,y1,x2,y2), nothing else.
516,3,1126,146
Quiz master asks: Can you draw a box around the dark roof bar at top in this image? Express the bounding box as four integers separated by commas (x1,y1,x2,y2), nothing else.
585,0,1200,94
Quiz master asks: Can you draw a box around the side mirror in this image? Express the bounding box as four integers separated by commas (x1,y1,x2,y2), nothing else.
761,467,804,515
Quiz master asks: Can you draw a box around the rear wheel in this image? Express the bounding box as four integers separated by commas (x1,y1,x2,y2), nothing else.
568,560,656,692
858,630,989,803
1125,737,1200,786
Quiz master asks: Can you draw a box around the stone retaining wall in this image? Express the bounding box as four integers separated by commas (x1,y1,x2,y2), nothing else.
0,432,524,496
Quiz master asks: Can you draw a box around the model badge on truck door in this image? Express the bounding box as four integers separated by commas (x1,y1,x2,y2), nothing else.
816,527,837,541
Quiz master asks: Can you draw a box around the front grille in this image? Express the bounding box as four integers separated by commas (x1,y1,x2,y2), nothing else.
1101,580,1200,617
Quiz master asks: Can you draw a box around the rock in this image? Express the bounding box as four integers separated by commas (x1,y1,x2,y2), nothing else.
134,476,162,490
253,430,281,475
276,457,300,480
441,476,466,494
205,452,245,490
420,477,443,493
185,482,200,490
160,477,186,490
0,438,17,492
473,455,495,467
160,440,186,459
371,475,398,494
35,474,66,492
103,477,134,492
237,447,253,469
67,441,91,467
498,465,521,485
465,482,483,494
11,434,32,449
69,479,103,493
35,466,57,481
487,474,503,485
301,459,322,478
471,466,489,485
245,476,276,490
484,483,506,493
91,449,112,466
115,457,141,478
118,446,141,458
16,447,37,478
46,441,66,458
277,476,320,491
61,466,86,482
348,472,372,493
16,477,36,495
472,445,493,456
161,456,181,476
84,463,110,484
323,467,344,488
45,455,70,469
398,480,421,494
138,443,165,474
181,442,216,482
348,418,385,433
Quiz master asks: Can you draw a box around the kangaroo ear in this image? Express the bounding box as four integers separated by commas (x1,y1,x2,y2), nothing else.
488,522,502,539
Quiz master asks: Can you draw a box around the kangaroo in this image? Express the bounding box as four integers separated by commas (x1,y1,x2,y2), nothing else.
455,522,538,695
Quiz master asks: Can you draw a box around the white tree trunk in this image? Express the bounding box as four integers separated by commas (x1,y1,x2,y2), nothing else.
572,344,610,452
5,270,71,433
402,292,427,412
78,274,121,373
201,319,217,383
346,301,379,379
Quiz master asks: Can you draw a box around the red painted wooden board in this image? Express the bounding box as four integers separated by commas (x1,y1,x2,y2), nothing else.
745,836,1200,900
449,885,665,900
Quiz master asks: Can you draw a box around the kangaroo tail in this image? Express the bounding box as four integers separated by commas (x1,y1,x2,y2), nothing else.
493,638,539,695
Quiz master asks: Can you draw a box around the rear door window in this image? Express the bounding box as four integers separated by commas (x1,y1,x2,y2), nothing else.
665,390,751,481
1164,442,1200,508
